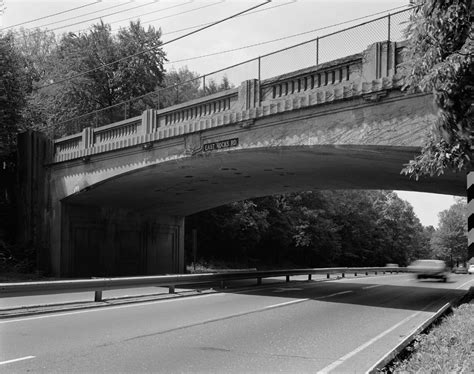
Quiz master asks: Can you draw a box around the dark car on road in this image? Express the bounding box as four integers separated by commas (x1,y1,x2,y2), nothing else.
452,265,468,274
408,259,449,282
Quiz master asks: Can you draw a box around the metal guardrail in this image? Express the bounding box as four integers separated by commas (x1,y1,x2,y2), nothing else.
0,267,406,302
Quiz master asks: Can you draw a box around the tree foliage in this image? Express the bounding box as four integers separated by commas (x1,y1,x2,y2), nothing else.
401,0,473,179
0,32,28,157
430,199,467,265
22,21,166,137
186,190,428,268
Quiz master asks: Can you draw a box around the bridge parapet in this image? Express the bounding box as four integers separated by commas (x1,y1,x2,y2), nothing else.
260,53,362,102
53,41,403,163
158,89,239,127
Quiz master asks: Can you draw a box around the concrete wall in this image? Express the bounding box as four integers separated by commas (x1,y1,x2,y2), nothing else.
59,204,183,277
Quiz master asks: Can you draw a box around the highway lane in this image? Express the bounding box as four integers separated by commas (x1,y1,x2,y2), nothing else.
1,273,472,373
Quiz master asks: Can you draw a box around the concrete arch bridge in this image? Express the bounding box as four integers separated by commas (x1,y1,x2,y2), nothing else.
21,41,464,277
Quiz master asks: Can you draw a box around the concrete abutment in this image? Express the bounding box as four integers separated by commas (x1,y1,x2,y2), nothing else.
58,204,184,277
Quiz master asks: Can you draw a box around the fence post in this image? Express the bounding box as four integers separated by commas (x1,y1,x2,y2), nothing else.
258,56,261,104
94,290,102,302
308,274,312,281
169,285,175,294
316,37,319,65
387,13,391,75
286,275,290,282
327,273,330,279
257,277,262,285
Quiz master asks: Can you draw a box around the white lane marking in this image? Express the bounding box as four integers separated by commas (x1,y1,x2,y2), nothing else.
272,287,304,293
362,285,383,290
264,298,309,309
319,290,353,299
317,312,423,373
264,290,354,310
0,292,225,325
0,356,35,365
456,278,474,289
317,300,448,374
336,274,411,282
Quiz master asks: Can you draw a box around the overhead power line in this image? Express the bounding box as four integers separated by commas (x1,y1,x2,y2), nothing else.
128,1,224,27
164,4,410,65
33,1,133,30
162,0,296,37
1,0,101,30
39,1,272,89
50,0,160,32
72,1,223,35
96,1,194,32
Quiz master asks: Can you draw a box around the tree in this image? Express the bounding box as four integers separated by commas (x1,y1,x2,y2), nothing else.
0,32,28,157
160,66,201,107
430,200,467,266
24,21,166,137
401,0,473,179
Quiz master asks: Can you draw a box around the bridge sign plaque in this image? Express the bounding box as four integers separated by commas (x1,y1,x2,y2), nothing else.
203,138,239,152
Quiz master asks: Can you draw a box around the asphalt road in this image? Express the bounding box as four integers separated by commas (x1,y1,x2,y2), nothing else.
1,273,472,373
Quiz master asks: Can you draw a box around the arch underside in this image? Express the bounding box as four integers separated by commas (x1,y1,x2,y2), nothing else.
64,144,465,216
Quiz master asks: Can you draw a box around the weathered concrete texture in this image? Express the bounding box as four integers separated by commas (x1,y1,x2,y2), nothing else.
57,90,464,219
59,204,183,277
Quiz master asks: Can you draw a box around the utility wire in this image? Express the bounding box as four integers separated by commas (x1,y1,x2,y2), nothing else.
50,0,160,31
125,1,224,28
72,0,219,35
162,0,296,36
32,1,134,30
164,4,410,65
39,1,271,89
1,0,100,30
98,1,194,32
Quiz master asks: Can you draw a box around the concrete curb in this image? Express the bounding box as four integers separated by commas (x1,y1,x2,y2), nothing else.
367,286,474,373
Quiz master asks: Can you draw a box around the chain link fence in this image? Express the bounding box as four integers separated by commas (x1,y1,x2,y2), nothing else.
53,8,411,138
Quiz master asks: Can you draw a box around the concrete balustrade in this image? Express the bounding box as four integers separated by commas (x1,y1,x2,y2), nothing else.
261,54,361,102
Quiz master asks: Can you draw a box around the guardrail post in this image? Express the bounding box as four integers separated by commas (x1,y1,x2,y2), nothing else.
342,272,345,278
220,281,225,289
286,275,290,282
257,277,262,285
354,272,357,276
327,273,330,279
169,285,175,294
375,271,378,275
94,290,102,302
365,271,368,276
308,274,312,281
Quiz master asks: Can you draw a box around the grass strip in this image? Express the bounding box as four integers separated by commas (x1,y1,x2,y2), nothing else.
389,302,473,373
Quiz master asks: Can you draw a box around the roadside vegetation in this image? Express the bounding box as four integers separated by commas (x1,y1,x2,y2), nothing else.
387,302,474,373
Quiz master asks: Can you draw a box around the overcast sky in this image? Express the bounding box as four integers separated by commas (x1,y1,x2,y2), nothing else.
1,0,461,227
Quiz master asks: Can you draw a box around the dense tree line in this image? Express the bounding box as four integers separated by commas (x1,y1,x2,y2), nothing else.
185,191,432,269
